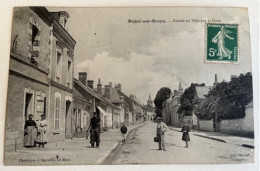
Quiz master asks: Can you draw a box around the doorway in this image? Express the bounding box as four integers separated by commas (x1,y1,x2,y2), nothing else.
24,93,33,122
65,101,71,138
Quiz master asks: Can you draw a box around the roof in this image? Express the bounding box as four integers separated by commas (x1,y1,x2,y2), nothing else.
195,86,212,99
99,88,122,103
74,78,100,99
73,86,91,104
245,101,253,108
117,90,133,108
74,78,120,110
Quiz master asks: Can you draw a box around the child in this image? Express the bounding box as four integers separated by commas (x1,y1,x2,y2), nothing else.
181,122,190,148
120,123,127,143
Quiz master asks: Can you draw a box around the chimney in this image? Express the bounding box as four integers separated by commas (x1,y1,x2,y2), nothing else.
50,11,70,30
130,94,135,100
174,90,178,96
213,74,218,87
78,72,87,85
178,83,183,94
97,78,102,95
109,82,112,87
105,85,111,100
87,80,94,89
119,96,124,102
117,83,122,91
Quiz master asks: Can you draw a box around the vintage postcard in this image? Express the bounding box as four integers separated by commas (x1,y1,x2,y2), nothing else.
3,6,254,165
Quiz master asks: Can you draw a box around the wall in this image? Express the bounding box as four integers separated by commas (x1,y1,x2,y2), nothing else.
5,7,50,152
48,86,73,142
220,105,254,137
198,119,214,132
11,7,51,70
5,73,48,152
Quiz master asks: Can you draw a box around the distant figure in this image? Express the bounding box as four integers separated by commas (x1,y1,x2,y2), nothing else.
36,114,48,148
156,117,168,151
212,26,234,59
24,114,37,148
181,122,190,148
120,122,128,144
87,112,101,148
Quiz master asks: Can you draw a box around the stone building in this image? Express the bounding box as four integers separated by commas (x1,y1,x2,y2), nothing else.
161,83,183,126
5,7,76,152
48,10,76,141
73,73,95,138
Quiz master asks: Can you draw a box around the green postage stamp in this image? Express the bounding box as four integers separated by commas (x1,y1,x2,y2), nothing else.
206,23,238,64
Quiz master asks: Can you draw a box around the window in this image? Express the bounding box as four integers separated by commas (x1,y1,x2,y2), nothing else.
35,93,46,121
28,18,40,65
56,50,62,83
55,97,60,130
67,59,72,87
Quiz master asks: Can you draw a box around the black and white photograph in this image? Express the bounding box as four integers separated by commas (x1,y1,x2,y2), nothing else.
0,4,258,169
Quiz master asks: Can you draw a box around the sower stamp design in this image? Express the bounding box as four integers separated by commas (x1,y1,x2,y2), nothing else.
206,23,238,64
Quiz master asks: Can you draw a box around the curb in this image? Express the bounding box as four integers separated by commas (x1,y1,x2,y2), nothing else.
98,122,148,165
169,127,182,132
193,134,227,143
241,144,254,149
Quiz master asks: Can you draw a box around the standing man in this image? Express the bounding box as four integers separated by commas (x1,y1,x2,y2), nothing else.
156,117,168,151
87,112,101,148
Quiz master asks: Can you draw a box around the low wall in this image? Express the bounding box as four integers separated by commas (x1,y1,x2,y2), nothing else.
220,105,254,137
198,119,214,132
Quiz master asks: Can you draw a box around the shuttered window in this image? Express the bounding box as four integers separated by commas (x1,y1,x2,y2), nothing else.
55,97,60,130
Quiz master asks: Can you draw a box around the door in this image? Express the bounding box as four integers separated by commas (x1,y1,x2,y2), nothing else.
24,93,33,123
65,101,71,138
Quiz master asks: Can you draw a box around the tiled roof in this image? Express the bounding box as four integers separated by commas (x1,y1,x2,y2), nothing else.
99,88,122,103
117,90,133,107
195,86,212,99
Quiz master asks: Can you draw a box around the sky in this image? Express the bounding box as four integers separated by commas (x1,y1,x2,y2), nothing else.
48,7,251,104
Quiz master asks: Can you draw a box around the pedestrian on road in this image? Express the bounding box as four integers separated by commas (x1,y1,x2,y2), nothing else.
87,112,101,148
120,122,127,144
181,122,190,148
36,114,48,148
156,117,168,151
24,114,37,148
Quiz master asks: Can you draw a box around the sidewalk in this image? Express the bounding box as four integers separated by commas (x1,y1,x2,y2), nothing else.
169,126,254,149
4,122,147,165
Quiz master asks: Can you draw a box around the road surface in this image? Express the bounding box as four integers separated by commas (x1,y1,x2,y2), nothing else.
105,122,254,164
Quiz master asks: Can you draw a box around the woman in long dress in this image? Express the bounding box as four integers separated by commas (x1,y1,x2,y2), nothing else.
24,114,37,147
36,114,48,148
212,26,234,59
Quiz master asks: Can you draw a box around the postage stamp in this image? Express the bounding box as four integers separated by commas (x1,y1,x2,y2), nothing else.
205,23,239,64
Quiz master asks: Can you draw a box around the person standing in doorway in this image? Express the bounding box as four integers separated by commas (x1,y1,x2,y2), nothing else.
36,114,48,148
156,117,168,151
181,121,190,148
120,122,127,144
87,112,101,148
24,114,37,148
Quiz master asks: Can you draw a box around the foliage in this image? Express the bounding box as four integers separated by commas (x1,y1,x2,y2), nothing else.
154,87,171,117
195,72,253,120
178,83,205,116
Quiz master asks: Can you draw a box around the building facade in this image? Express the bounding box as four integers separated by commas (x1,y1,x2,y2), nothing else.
5,7,76,152
161,83,183,126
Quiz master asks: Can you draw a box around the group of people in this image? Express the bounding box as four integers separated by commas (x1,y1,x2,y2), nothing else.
156,117,190,151
24,112,190,151
24,114,48,148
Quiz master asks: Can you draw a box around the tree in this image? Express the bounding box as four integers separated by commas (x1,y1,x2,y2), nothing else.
210,72,253,119
178,83,205,116
195,72,253,120
154,87,171,117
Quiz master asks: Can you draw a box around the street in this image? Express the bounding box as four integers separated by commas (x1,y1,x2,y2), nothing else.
105,122,254,164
